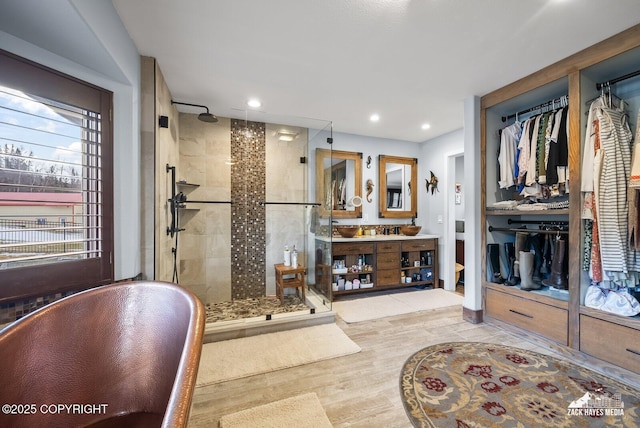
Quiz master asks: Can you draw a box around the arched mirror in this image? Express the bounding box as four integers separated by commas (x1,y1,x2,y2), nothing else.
316,148,363,218
379,155,417,219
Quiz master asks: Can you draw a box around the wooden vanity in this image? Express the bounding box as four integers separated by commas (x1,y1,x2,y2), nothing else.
315,235,439,300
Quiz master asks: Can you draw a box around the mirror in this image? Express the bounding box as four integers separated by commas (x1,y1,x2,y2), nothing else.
316,148,363,218
379,155,417,219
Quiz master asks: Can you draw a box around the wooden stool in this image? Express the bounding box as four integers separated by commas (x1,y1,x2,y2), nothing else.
274,263,306,304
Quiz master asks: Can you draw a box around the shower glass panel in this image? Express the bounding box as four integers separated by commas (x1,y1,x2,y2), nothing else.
174,109,331,324
231,110,332,317
309,122,334,311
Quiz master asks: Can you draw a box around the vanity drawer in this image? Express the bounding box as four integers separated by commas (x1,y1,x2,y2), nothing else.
485,288,568,345
377,241,400,253
580,315,640,374
377,269,400,286
377,252,401,270
402,239,435,252
332,243,374,255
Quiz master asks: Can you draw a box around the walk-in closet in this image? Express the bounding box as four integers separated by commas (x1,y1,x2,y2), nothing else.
481,24,640,380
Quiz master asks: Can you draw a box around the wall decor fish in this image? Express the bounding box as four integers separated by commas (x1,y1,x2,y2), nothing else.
425,171,439,195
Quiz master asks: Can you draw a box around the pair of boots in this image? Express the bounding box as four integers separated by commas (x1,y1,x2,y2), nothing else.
521,235,568,291
488,233,530,286
488,235,568,290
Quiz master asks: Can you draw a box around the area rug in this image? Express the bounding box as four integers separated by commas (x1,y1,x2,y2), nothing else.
333,288,463,323
218,392,333,428
400,342,640,427
196,323,360,387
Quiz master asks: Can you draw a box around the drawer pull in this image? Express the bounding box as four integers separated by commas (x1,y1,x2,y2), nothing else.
509,309,533,319
626,348,640,357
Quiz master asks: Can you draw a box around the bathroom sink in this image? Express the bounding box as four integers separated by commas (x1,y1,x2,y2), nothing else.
336,226,359,238
400,225,422,236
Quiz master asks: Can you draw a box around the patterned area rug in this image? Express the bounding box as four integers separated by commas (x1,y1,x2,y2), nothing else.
400,342,640,427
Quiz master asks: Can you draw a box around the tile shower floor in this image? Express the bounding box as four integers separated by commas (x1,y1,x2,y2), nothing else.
204,296,309,323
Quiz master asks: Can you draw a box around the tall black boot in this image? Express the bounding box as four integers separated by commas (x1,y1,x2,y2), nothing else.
487,243,505,284
540,234,551,275
504,242,515,286
542,238,568,290
530,234,545,284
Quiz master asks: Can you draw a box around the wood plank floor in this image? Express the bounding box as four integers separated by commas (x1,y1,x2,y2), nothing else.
188,305,640,427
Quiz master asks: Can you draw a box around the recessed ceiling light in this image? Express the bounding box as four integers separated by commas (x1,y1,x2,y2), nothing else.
247,99,261,108
421,123,431,130
370,114,380,122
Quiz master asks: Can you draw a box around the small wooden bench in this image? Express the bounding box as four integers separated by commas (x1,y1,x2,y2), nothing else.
274,263,306,304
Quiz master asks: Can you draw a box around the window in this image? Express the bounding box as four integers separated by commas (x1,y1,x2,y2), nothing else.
0,49,113,302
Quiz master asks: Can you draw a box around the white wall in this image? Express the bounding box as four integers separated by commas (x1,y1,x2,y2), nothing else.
0,1,142,280
419,129,464,237
311,130,423,227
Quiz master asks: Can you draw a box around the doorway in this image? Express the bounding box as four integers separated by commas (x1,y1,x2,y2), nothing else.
444,151,464,293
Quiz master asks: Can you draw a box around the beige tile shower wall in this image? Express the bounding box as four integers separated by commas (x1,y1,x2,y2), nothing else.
140,56,180,281
154,60,180,282
139,56,155,280
265,125,309,296
178,114,232,304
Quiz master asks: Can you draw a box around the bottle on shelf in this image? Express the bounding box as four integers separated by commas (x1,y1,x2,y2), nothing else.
291,245,298,268
284,245,291,266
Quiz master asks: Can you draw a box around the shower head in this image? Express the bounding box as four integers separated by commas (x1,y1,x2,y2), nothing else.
198,111,218,123
171,100,218,123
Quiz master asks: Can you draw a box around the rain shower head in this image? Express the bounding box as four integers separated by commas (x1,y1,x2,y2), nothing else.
171,100,218,123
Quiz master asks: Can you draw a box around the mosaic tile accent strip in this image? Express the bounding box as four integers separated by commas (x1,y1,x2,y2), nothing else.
230,119,266,299
0,290,77,324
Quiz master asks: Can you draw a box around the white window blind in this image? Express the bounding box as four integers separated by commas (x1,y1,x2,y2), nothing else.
0,86,103,269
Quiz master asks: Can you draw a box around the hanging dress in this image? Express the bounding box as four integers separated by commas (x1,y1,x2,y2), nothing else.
596,101,639,286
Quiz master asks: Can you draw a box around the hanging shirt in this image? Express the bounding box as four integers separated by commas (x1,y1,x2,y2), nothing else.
498,121,522,189
526,115,542,186
517,118,533,186
546,107,569,185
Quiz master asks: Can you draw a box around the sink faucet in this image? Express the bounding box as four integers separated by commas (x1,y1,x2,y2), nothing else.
411,216,416,226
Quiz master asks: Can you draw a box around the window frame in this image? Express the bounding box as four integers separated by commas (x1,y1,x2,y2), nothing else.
0,49,114,303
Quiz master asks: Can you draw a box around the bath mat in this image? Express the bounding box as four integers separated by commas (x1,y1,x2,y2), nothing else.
333,288,463,323
218,392,332,428
400,342,640,427
196,323,360,386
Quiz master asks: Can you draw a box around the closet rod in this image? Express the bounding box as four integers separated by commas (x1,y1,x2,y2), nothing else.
488,226,568,235
507,219,568,225
596,69,640,91
501,95,568,122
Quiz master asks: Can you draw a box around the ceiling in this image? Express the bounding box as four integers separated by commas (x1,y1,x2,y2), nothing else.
3,1,640,143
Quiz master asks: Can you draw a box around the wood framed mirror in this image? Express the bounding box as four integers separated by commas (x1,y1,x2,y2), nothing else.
316,148,363,219
379,155,417,219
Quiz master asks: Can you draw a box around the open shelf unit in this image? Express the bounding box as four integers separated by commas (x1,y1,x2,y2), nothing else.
481,24,640,377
